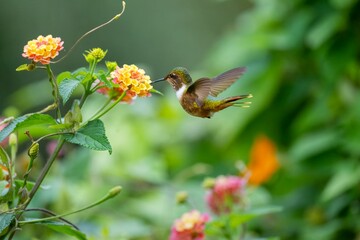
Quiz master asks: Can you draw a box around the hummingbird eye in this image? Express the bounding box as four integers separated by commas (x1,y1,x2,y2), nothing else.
169,73,177,79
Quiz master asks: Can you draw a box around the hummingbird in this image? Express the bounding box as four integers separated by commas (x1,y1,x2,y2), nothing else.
153,67,252,118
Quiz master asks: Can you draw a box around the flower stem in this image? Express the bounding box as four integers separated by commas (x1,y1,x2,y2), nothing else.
89,91,126,121
29,138,65,200
19,186,122,225
46,65,62,121
51,1,126,64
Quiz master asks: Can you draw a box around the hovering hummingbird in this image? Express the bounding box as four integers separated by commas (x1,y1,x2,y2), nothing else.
153,67,252,118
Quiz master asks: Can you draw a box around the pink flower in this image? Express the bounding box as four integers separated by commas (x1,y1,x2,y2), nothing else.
0,118,9,147
169,210,209,240
206,176,247,215
22,35,64,64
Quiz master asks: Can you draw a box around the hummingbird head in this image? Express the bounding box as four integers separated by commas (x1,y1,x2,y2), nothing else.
164,67,192,91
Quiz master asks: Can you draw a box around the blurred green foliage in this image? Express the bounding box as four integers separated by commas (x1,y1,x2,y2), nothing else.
1,0,360,239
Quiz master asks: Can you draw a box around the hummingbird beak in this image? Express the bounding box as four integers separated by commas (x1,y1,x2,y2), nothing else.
152,78,166,84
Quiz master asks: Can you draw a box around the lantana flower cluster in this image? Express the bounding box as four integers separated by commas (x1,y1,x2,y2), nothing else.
22,35,64,64
170,210,209,240
97,64,153,103
206,175,247,215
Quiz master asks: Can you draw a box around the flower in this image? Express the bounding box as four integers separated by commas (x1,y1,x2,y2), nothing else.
0,118,9,147
206,175,247,215
22,35,64,64
170,210,209,240
0,163,10,197
96,64,153,103
247,135,279,186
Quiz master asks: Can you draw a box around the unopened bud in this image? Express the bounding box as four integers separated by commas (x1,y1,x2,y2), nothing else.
18,187,29,204
84,48,107,63
108,186,122,198
202,177,215,189
27,63,36,71
28,142,39,159
176,191,188,205
105,61,118,72
9,133,17,147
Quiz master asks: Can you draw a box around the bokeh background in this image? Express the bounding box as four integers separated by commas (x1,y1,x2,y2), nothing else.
1,0,359,239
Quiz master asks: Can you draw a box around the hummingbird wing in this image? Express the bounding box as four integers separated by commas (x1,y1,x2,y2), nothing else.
187,78,212,105
209,67,246,97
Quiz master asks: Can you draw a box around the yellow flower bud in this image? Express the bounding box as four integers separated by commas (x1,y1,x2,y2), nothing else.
84,48,107,63
105,61,118,72
202,177,215,189
176,191,188,205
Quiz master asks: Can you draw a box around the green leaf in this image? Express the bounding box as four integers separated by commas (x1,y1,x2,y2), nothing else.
59,79,81,104
321,162,360,202
229,206,282,226
97,73,113,88
64,120,112,154
0,213,15,236
306,13,344,48
15,64,29,72
0,146,10,165
0,115,28,142
37,221,87,240
0,114,57,142
56,71,72,84
150,88,163,96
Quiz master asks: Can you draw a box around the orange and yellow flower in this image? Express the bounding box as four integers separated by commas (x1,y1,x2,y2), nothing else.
22,35,64,64
97,64,153,103
170,210,209,240
247,135,279,186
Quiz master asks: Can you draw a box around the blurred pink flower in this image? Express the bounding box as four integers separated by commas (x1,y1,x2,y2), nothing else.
169,210,209,240
46,140,66,159
22,35,64,64
0,118,9,147
206,175,247,215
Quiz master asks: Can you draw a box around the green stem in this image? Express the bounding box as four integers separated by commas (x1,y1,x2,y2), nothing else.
50,1,126,64
29,138,65,200
25,208,79,230
89,97,112,120
91,91,126,121
46,65,62,121
19,186,121,225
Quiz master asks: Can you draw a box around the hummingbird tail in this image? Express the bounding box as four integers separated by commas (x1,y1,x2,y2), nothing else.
223,94,252,109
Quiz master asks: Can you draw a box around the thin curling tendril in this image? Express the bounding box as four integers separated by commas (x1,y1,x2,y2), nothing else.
51,1,126,64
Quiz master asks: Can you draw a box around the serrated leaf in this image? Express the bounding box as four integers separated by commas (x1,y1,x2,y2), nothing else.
64,120,112,154
56,71,72,84
0,115,28,142
36,221,87,240
0,213,15,235
59,79,81,104
0,114,57,142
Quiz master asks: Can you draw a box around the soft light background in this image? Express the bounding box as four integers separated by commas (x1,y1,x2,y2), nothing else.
1,0,359,239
